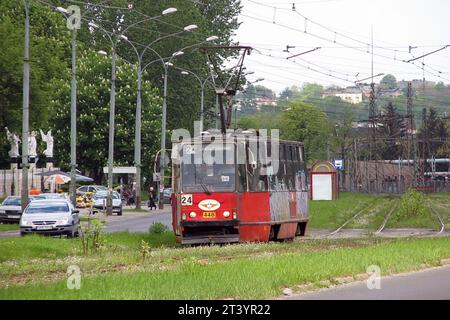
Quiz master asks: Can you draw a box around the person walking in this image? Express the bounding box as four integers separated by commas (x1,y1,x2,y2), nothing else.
148,186,157,210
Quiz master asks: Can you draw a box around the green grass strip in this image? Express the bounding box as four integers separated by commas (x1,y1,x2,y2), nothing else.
1,236,449,300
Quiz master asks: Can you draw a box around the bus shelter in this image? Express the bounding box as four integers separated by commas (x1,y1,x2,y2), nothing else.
310,161,338,200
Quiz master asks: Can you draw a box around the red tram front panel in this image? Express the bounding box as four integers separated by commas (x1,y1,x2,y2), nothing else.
174,192,239,244
237,192,271,242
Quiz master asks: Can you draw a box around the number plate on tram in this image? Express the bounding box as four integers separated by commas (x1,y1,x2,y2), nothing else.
181,194,193,206
202,212,216,218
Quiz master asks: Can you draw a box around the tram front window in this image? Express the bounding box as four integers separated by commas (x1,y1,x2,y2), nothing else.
182,163,236,193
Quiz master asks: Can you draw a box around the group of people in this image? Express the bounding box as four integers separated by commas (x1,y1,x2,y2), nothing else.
120,184,158,210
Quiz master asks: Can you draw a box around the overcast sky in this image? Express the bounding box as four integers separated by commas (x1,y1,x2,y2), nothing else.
234,0,450,93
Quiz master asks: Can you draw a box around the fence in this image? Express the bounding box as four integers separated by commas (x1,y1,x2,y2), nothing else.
0,166,60,197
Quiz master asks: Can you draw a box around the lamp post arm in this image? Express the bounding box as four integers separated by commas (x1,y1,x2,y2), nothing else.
142,48,167,72
140,30,185,61
120,14,163,37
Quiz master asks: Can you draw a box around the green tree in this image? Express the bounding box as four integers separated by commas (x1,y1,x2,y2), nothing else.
0,0,69,167
298,83,324,100
49,49,162,182
435,81,445,90
380,74,398,90
280,101,331,161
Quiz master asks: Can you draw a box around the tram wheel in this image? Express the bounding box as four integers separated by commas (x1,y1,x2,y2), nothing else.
296,222,307,237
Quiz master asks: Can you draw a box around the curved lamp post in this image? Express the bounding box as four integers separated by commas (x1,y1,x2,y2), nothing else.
120,25,198,209
178,68,215,133
88,7,177,215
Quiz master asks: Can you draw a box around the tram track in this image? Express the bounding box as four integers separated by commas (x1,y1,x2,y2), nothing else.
374,202,398,235
322,197,447,239
325,199,377,237
428,202,446,235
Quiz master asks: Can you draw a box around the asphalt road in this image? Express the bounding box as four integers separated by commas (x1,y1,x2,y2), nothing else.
0,207,172,237
286,265,450,300
104,209,172,233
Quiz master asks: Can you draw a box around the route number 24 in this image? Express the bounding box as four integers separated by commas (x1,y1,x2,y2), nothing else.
181,194,193,206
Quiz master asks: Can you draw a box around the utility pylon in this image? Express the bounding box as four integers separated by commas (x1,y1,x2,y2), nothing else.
406,82,418,185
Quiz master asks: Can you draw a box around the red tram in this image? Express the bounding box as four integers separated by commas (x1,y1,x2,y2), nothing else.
171,130,308,245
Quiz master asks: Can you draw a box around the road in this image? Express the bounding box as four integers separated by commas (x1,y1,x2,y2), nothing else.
104,208,172,233
0,207,173,237
285,265,450,300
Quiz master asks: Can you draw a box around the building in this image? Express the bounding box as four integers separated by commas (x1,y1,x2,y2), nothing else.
323,86,363,104
255,98,277,110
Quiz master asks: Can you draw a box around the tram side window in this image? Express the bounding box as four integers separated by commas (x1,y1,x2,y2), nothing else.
246,141,269,192
173,163,181,193
286,145,297,192
274,144,287,191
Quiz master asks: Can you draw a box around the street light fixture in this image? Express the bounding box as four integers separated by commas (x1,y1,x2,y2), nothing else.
178,68,215,133
56,7,68,14
172,51,184,57
119,24,200,209
183,25,198,32
55,5,81,205
206,36,219,42
157,36,218,208
162,7,177,16
89,9,178,215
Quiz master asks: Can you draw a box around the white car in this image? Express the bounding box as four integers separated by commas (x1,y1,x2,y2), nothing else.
0,196,22,223
0,196,43,223
76,185,107,196
20,199,80,238
92,190,123,215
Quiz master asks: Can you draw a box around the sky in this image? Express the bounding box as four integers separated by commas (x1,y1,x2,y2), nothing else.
234,0,450,93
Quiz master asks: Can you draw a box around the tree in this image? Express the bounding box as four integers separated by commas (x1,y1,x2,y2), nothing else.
49,49,162,183
280,101,331,161
435,81,445,90
0,0,69,167
298,83,324,100
380,74,398,90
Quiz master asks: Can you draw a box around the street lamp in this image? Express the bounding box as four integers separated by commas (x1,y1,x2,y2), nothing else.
55,5,80,206
178,68,215,133
157,36,218,208
21,0,31,212
119,35,217,209
119,25,197,209
89,8,177,215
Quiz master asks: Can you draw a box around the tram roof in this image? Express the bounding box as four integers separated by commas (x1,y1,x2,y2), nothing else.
175,129,303,145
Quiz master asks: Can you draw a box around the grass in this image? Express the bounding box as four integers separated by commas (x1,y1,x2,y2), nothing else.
123,208,149,213
0,235,450,299
0,192,448,299
0,224,19,232
309,192,449,230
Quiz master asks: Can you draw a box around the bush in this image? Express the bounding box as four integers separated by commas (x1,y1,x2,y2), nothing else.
148,222,168,235
394,188,427,221
80,218,105,255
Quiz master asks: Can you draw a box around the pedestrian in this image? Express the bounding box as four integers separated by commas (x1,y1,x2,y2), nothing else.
148,186,157,210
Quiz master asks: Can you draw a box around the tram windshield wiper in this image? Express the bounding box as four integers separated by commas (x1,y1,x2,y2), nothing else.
200,183,212,195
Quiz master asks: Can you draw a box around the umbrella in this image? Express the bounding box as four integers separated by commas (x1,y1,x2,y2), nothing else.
46,174,71,185
35,170,94,182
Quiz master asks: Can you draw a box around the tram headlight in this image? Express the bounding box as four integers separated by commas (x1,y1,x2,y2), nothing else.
232,209,237,220
189,212,197,218
223,211,230,218
182,213,187,221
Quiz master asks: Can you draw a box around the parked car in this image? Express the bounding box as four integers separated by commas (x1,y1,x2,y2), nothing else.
92,190,122,215
76,185,107,196
20,199,80,237
0,196,22,223
39,193,74,208
163,188,173,204
0,196,43,223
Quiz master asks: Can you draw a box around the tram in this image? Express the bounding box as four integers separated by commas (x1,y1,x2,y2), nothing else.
171,130,309,245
